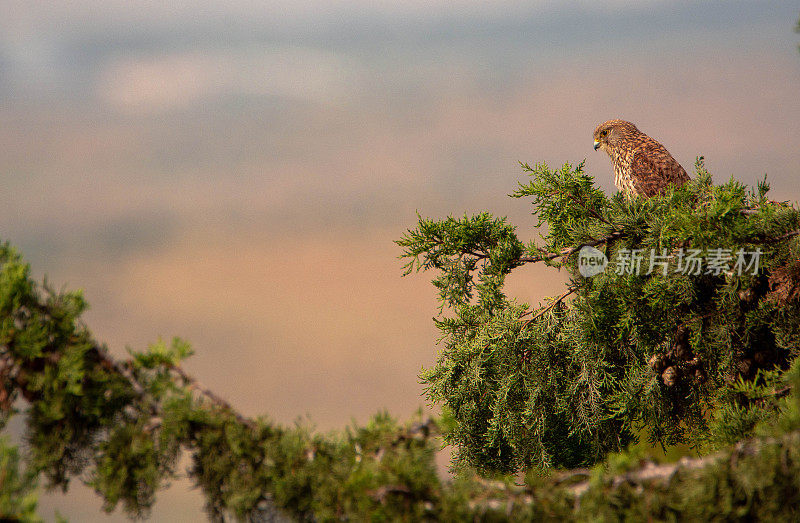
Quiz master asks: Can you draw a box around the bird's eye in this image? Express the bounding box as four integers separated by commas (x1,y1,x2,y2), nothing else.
600,130,608,137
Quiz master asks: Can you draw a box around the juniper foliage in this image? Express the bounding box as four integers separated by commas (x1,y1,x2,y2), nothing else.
398,160,800,474
0,436,40,521
0,159,799,520
0,243,444,520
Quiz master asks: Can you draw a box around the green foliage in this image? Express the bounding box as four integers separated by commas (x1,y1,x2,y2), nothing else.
0,436,41,522
511,161,611,257
397,212,524,312
0,242,446,520
187,411,441,521
706,368,785,447
400,160,800,474
2,157,800,519
757,356,800,437
572,435,800,522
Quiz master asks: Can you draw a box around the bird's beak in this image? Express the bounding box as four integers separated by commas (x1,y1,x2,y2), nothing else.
593,140,600,151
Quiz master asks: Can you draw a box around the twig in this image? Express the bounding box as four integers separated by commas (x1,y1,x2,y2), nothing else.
521,285,580,328
758,229,800,244
769,386,792,399
519,231,625,265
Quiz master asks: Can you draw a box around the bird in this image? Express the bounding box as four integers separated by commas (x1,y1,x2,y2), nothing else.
592,119,689,198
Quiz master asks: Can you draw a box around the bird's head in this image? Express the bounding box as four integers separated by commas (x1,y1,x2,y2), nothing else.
593,119,639,156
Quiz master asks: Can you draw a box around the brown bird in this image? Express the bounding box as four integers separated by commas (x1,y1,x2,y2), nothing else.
593,119,689,198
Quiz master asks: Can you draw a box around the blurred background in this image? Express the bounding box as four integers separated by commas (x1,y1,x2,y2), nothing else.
1,1,799,520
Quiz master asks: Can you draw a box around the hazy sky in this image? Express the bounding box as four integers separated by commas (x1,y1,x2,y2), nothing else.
1,1,799,520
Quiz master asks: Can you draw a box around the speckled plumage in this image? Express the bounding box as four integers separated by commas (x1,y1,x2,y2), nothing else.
593,119,689,198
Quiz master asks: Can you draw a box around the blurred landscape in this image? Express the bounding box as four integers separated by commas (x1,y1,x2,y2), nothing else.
1,1,799,520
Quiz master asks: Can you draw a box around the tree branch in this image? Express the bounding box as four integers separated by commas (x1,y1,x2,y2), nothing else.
460,431,800,513
758,228,800,244
568,431,797,498
519,231,625,264
170,363,256,429
520,285,580,329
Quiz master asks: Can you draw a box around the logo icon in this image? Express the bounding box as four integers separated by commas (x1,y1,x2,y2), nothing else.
578,246,608,277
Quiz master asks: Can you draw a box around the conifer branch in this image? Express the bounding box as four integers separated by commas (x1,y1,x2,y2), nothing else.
446,431,800,513
544,186,610,224
169,363,257,429
4,156,800,519
760,228,800,244
519,231,624,264
96,346,254,428
520,285,580,328
568,431,800,498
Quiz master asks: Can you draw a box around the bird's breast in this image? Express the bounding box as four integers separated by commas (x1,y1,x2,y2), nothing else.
612,155,627,189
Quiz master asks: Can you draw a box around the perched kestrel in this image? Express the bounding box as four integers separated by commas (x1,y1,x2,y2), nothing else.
593,119,689,198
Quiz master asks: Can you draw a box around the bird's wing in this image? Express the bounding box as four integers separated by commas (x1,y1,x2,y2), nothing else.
629,145,689,197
